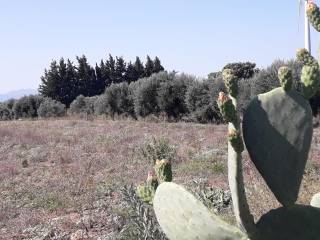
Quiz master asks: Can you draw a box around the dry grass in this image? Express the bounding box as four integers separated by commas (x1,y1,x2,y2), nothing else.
0,118,319,239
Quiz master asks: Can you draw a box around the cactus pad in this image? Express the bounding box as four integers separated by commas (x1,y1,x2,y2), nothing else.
310,193,320,208
137,185,155,204
154,159,172,182
301,65,320,99
153,182,246,240
243,87,313,207
307,2,320,32
278,66,293,91
256,205,320,240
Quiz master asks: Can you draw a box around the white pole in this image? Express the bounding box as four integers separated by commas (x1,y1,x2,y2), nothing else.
305,0,311,53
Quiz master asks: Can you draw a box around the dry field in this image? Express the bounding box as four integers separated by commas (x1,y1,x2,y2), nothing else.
0,119,319,239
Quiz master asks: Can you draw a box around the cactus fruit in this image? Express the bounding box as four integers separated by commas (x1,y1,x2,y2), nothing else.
307,1,320,32
153,182,246,240
222,69,239,97
154,159,172,183
278,66,293,91
217,92,237,123
147,170,159,189
310,192,320,208
243,87,313,207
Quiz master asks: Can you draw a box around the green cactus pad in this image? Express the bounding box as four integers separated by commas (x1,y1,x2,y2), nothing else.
296,48,317,66
153,182,246,240
278,66,293,91
154,159,172,182
137,185,155,204
310,193,320,208
256,205,320,240
243,87,313,207
301,65,320,99
307,2,320,32
223,69,239,98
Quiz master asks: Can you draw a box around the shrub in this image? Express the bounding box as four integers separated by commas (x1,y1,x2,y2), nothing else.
131,72,170,117
104,82,135,118
94,94,108,115
185,80,219,123
69,95,86,114
69,95,98,115
38,98,66,118
140,137,176,164
157,73,194,119
119,185,168,240
13,95,43,119
0,103,12,120
4,98,16,110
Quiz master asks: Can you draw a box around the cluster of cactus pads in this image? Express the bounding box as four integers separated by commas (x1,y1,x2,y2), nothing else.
137,159,172,204
151,2,320,239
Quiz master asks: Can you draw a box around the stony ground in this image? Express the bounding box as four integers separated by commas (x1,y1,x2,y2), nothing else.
0,119,319,239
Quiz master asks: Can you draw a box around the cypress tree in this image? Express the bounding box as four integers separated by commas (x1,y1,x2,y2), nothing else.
95,63,106,95
105,54,116,84
39,58,76,106
144,55,154,77
76,55,96,97
153,56,164,73
124,61,138,83
115,56,126,83
134,57,145,80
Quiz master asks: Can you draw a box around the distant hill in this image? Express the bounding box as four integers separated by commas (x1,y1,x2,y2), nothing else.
0,89,38,102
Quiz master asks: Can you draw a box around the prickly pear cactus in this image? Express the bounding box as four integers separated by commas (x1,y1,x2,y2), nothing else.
155,159,172,182
152,2,320,239
307,1,320,32
278,66,293,91
137,158,173,204
153,182,246,240
217,92,237,124
136,184,156,204
256,205,320,240
311,192,320,208
137,170,158,204
243,87,313,207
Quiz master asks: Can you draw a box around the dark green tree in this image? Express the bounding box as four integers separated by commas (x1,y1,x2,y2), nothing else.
76,55,97,96
115,56,126,83
153,56,164,73
144,55,154,77
134,57,145,80
125,61,138,83
39,60,59,101
94,63,106,95
39,58,76,106
105,54,116,84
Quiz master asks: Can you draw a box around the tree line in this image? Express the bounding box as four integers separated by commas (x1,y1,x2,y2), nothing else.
1,60,320,123
38,54,164,106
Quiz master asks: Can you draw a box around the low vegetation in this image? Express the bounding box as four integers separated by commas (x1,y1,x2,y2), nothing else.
0,119,319,239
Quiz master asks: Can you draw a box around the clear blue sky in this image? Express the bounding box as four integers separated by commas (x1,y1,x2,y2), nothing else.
1,0,319,93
